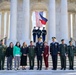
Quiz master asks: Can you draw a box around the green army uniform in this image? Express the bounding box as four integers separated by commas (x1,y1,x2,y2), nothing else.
68,45,75,70
0,44,7,70
59,44,67,70
28,45,36,69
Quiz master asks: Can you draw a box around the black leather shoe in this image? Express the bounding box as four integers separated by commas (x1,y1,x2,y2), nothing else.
64,68,66,70
61,68,63,70
72,68,74,70
37,68,39,70
39,68,42,70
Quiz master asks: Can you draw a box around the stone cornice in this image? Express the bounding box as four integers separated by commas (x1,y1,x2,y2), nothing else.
68,10,76,14
0,0,76,13
0,1,10,11
68,0,76,3
0,0,76,3
0,0,10,3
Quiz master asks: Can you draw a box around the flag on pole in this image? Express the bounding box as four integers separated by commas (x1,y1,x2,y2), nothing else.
39,12,48,25
35,11,43,27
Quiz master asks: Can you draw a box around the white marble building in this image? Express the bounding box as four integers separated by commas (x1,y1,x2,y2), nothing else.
0,0,76,45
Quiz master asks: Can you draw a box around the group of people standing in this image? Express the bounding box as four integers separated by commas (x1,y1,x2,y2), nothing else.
0,38,48,70
0,36,75,70
32,27,47,42
50,37,75,70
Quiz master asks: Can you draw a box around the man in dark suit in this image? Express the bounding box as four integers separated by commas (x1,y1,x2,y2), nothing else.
37,27,42,39
32,27,37,43
42,27,47,42
50,37,59,70
36,37,44,70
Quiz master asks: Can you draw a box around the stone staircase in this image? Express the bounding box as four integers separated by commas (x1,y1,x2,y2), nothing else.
4,55,76,69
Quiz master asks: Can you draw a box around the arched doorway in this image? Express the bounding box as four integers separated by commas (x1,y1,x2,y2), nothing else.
30,3,48,41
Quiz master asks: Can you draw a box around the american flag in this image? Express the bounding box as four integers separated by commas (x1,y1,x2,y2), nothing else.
35,11,43,27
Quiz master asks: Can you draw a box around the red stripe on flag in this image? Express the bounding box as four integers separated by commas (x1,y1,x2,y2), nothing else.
35,11,42,27
39,19,46,25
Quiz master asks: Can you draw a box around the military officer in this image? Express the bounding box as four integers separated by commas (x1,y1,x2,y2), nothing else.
50,37,59,70
59,39,67,70
0,39,7,70
68,41,75,70
32,27,37,43
37,27,42,39
36,37,44,70
28,41,36,70
42,27,47,42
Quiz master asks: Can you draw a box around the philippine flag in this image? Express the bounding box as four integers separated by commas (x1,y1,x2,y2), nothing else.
39,12,48,25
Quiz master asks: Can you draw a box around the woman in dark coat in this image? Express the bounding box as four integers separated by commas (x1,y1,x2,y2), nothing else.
20,42,28,70
6,42,14,70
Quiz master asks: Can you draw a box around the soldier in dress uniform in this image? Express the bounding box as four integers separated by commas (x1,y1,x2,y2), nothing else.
0,39,7,70
59,39,67,70
32,27,37,43
68,41,75,70
42,27,47,42
28,41,36,70
36,37,44,70
50,37,59,70
37,27,42,39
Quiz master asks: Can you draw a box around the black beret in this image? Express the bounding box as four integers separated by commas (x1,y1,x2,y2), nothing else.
1,39,3,42
52,37,56,39
69,41,72,43
30,41,33,43
61,39,64,41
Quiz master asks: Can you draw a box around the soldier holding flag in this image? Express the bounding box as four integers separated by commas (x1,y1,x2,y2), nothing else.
32,27,37,43
37,27,42,39
42,27,47,42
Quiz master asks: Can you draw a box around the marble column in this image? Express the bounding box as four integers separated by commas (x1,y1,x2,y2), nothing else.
48,0,56,42
73,14,76,40
71,14,74,38
1,12,4,39
0,13,1,39
8,0,17,44
46,11,48,42
22,0,30,44
6,12,9,39
60,0,69,42
68,13,71,38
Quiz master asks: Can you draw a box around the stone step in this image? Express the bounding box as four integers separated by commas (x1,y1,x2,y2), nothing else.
4,56,76,69
1,70,76,75
3,66,76,69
